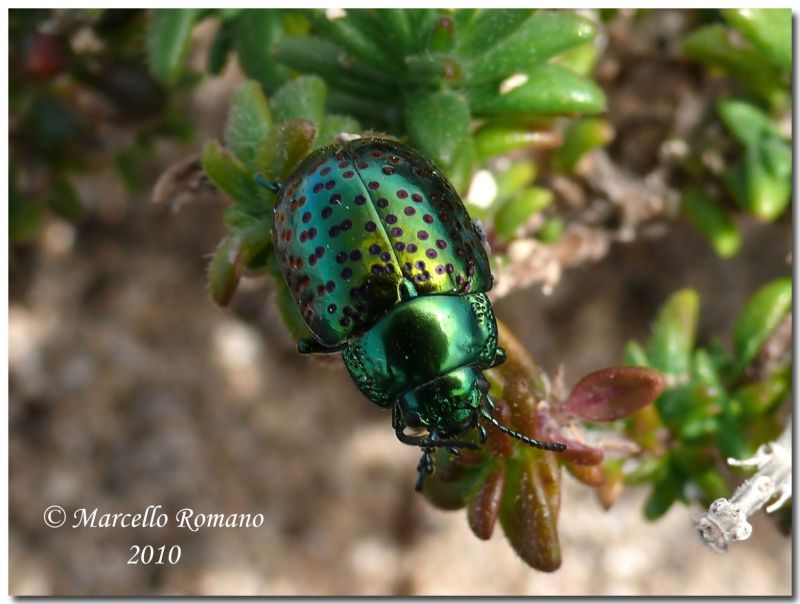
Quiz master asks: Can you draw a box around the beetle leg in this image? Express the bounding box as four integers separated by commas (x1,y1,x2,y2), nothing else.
255,174,282,192
415,447,434,492
394,416,426,447
297,338,342,355
478,423,488,444
491,347,507,367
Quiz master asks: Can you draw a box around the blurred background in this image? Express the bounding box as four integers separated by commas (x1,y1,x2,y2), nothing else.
9,8,792,595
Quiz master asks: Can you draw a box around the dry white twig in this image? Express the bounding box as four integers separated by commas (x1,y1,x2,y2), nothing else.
694,419,792,553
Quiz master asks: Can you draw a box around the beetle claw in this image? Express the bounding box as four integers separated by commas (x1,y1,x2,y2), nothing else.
415,447,435,492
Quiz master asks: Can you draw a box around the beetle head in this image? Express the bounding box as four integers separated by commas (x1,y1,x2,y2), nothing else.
397,366,486,438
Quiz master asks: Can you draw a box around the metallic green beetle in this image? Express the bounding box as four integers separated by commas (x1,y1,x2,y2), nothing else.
270,138,565,489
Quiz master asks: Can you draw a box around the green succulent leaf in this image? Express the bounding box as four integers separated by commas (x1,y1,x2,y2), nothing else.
682,24,787,108
733,277,792,369
456,9,531,59
424,14,456,53
644,470,682,520
202,140,263,210
622,341,650,367
272,36,396,101
374,9,416,57
326,90,395,129
207,20,233,75
217,8,243,21
716,415,751,461
722,9,792,72
694,470,730,505
404,53,464,86
208,229,270,307
717,99,783,147
494,163,537,200
744,139,791,221
231,9,290,91
343,9,395,53
280,10,311,36
405,89,471,174
473,124,558,163
225,81,272,170
681,189,742,258
270,75,327,127
146,9,200,84
469,64,606,116
315,114,361,149
303,9,398,71
625,458,667,486
734,372,790,419
647,289,699,376
551,41,599,77
553,117,614,172
537,217,564,244
407,10,446,51
723,159,748,209
679,414,718,444
465,11,596,85
493,187,552,242
447,140,476,196
690,349,724,391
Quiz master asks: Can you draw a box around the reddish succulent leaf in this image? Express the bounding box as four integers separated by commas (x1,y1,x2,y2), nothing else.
487,400,515,458
538,450,562,516
494,321,547,438
208,234,246,307
558,438,604,465
500,454,562,572
566,462,605,487
467,465,505,540
501,376,540,438
535,413,604,466
562,366,665,422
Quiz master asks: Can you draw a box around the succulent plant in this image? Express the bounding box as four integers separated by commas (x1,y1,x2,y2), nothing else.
680,9,792,257
618,278,792,520
10,9,191,247
423,322,664,571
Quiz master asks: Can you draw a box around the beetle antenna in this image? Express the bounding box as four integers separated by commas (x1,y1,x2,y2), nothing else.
479,405,566,452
